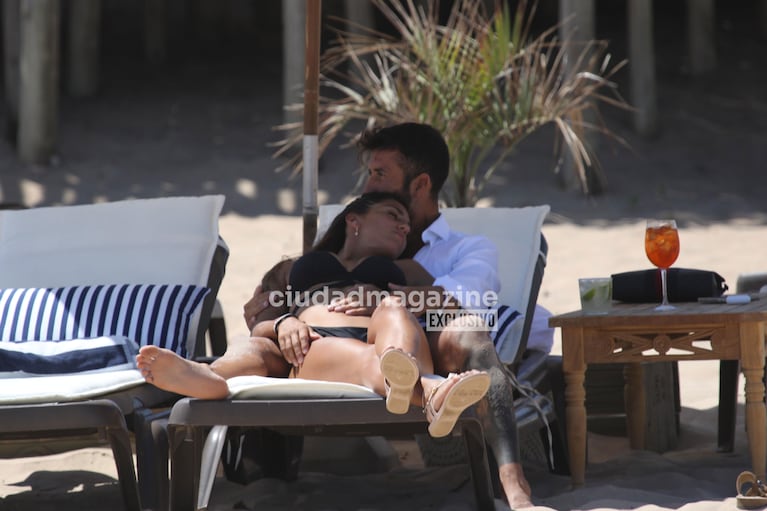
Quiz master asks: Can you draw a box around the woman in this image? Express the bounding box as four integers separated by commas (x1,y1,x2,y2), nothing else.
136,192,489,438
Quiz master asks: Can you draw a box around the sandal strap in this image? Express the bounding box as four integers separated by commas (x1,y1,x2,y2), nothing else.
737,471,767,497
422,373,457,418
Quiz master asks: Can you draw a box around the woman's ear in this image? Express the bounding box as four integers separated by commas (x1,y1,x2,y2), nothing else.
345,212,361,233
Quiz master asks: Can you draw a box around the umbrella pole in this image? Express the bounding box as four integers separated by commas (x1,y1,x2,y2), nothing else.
302,0,321,253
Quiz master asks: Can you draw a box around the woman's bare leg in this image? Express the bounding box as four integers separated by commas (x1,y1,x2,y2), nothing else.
136,335,291,399
209,335,291,378
298,297,434,408
136,346,229,399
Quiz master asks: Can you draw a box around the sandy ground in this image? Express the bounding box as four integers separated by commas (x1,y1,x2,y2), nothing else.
2,3,767,510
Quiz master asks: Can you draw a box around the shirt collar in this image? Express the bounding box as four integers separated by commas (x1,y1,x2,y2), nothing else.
421,213,449,245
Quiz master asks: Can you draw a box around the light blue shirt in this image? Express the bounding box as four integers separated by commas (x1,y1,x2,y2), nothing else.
413,213,500,308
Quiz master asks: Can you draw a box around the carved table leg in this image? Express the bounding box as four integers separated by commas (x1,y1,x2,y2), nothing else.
624,362,646,450
740,321,766,481
562,328,587,487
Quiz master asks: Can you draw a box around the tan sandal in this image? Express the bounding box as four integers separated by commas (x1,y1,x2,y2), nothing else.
379,347,419,414
737,471,767,509
423,371,490,438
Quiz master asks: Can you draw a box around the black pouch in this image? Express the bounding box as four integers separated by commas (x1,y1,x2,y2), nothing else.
611,268,728,303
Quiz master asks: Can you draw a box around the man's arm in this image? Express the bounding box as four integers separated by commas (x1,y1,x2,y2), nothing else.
416,235,500,308
243,258,294,331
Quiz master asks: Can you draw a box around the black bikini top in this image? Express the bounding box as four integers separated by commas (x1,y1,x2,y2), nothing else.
288,251,406,293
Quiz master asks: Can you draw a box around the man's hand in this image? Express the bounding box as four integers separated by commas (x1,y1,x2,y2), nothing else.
275,316,320,367
327,284,380,316
388,283,454,316
244,285,284,331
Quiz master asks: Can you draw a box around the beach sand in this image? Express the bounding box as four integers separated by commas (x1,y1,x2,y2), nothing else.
1,4,767,509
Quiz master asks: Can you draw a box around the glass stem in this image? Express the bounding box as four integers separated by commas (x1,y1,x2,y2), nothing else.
660,267,670,306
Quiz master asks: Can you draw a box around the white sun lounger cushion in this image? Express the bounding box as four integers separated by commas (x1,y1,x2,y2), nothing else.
226,375,379,400
0,369,145,404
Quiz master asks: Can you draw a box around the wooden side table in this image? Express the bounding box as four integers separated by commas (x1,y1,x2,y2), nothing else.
549,301,767,486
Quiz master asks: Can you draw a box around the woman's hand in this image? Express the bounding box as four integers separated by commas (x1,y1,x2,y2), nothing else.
275,316,320,367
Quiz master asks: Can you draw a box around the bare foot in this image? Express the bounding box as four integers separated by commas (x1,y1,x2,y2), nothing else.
422,370,490,438
136,345,229,399
499,462,534,509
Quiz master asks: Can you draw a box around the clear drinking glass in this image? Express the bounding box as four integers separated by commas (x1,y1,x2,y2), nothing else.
644,219,680,311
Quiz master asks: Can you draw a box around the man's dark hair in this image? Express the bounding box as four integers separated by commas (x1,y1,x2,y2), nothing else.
313,191,408,254
357,123,449,199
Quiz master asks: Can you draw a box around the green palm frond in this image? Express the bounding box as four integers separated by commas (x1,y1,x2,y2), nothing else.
273,0,629,206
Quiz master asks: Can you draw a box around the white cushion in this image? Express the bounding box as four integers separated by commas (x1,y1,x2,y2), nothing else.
0,369,145,404
0,284,210,356
227,375,379,400
0,195,224,287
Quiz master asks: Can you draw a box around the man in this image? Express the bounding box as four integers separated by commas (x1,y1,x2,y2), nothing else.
244,123,534,508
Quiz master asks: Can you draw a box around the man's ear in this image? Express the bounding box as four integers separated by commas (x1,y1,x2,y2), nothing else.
410,173,432,199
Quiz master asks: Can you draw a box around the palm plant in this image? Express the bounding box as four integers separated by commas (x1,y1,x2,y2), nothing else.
274,0,628,207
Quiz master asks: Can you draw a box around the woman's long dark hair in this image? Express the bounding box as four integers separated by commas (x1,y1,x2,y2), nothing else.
312,192,408,254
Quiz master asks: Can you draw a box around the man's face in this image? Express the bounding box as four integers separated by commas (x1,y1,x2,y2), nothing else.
362,149,409,198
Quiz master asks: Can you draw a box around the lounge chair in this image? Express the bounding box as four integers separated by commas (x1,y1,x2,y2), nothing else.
0,195,227,511
166,204,563,510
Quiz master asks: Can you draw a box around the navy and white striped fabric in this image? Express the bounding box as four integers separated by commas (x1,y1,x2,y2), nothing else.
494,305,521,346
0,336,139,376
0,284,210,357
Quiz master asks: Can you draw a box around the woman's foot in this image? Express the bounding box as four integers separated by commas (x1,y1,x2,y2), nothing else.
136,345,229,399
379,347,419,414
423,370,490,438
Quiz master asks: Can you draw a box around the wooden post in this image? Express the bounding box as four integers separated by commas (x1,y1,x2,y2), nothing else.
687,0,716,75
628,0,658,136
67,0,100,97
557,0,599,193
3,0,21,141
282,0,306,125
343,0,373,35
228,0,254,36
18,0,60,164
144,0,167,66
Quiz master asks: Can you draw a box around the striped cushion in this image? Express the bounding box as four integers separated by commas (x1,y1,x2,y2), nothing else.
0,284,210,357
0,336,139,376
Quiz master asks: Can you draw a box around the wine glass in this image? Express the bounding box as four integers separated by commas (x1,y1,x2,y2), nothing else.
645,219,680,311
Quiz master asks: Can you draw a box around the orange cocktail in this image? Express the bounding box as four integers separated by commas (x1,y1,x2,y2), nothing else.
645,223,680,269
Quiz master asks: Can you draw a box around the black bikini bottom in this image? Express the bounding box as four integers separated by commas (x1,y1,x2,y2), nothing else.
310,326,368,343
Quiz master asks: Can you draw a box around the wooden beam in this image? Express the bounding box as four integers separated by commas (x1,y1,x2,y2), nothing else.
18,0,60,164
687,0,716,75
343,0,373,36
282,0,305,125
558,0,598,193
67,0,100,97
760,0,767,38
3,0,21,141
628,0,658,136
144,0,167,66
